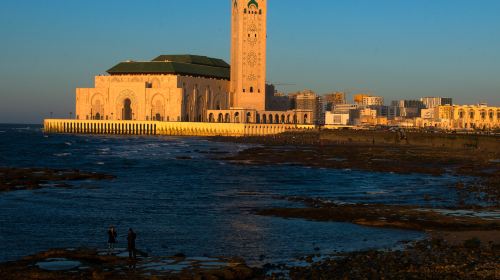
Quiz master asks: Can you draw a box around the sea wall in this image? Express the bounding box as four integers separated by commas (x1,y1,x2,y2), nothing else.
320,129,500,152
43,119,316,137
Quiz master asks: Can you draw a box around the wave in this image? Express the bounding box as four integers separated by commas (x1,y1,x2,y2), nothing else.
366,190,388,195
54,153,71,157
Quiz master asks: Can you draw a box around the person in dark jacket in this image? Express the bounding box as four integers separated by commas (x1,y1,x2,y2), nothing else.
107,225,117,254
127,228,137,259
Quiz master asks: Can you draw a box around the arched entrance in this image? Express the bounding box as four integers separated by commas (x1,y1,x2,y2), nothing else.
123,98,132,120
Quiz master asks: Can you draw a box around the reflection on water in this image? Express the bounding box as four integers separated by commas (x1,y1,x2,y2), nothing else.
0,124,465,264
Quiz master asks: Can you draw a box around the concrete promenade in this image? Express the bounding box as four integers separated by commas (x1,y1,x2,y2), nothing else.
43,119,317,137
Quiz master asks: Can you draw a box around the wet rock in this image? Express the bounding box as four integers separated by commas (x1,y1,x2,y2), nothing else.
256,196,500,232
174,253,186,259
0,167,115,193
0,248,261,280
286,238,500,280
175,156,192,160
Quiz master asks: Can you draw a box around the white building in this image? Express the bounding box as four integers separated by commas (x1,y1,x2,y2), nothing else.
325,112,350,125
362,96,384,106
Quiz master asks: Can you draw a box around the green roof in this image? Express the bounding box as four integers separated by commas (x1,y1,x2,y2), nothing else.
152,55,229,68
106,55,230,80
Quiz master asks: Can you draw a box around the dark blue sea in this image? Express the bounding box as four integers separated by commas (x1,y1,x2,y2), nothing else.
0,124,465,264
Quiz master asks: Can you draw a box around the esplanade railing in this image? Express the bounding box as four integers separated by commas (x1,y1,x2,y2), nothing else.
43,119,317,137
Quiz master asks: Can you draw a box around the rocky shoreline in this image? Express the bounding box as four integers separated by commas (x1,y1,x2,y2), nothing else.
1,236,498,280
283,237,499,280
256,196,500,232
0,248,258,280
217,131,500,207
0,167,115,192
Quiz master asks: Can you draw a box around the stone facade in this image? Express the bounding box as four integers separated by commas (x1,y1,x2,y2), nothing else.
76,73,230,123
230,0,267,111
415,104,500,130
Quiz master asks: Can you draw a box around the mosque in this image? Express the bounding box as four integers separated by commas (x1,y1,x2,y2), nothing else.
74,0,312,125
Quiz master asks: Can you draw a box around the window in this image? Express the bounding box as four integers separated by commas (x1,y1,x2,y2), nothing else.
243,89,246,92
250,87,254,93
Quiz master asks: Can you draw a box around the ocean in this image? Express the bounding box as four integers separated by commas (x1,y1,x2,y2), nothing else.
0,124,464,264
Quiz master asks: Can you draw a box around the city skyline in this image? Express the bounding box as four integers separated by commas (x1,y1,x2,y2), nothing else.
0,0,499,123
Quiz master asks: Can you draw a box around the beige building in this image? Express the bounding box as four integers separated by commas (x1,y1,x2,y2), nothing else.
361,96,384,106
75,0,312,125
415,104,500,130
420,97,453,109
76,55,231,122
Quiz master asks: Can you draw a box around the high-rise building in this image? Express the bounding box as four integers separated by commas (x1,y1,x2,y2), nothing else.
420,97,453,109
353,94,370,104
291,90,320,123
265,85,291,111
324,92,346,111
361,96,384,106
230,0,267,111
390,100,425,118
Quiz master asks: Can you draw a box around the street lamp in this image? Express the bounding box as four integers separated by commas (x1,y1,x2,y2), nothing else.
69,112,73,119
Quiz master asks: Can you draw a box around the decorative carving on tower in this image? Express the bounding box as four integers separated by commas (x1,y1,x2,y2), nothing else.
230,0,267,111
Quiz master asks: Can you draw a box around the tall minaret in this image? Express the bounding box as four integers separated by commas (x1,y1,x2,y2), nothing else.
230,0,267,111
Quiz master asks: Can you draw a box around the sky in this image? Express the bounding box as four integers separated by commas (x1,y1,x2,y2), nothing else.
0,0,499,124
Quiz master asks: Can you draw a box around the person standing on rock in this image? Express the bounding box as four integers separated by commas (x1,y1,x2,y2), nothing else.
107,225,117,254
127,228,137,259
